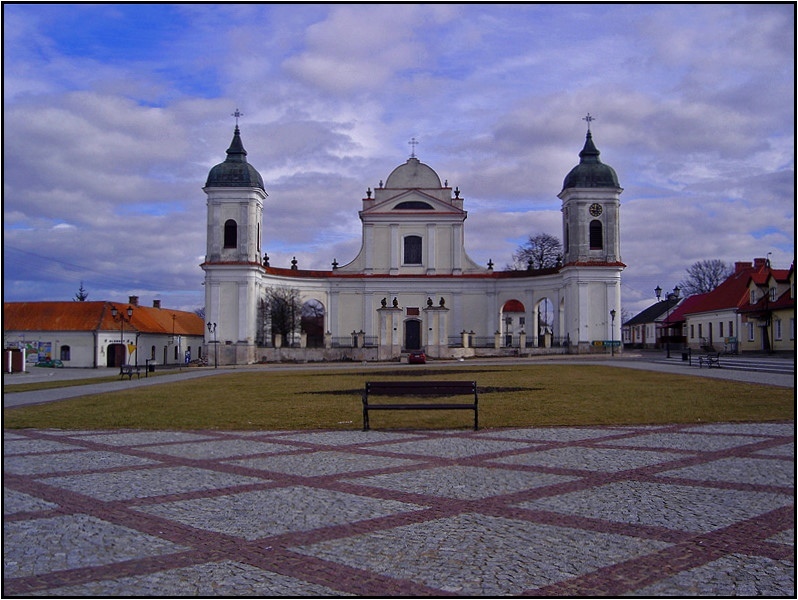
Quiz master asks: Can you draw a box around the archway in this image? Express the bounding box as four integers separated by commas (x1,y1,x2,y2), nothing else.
501,299,525,347
535,298,555,347
301,299,325,348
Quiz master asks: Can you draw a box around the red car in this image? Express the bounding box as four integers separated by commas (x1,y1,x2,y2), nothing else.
408,351,426,364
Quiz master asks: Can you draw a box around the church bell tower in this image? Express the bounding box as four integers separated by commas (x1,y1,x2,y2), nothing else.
558,116,624,352
201,114,267,364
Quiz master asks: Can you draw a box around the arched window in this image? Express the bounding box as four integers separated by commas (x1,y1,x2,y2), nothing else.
589,220,603,250
60,345,71,361
404,235,422,264
224,219,238,248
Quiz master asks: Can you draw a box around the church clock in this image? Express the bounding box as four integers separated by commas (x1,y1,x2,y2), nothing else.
589,203,603,217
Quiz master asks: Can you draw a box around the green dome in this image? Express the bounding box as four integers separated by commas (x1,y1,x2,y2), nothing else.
562,131,619,190
205,126,264,190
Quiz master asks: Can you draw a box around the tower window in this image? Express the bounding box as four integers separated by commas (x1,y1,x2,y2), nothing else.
404,235,422,264
224,219,238,248
589,220,603,250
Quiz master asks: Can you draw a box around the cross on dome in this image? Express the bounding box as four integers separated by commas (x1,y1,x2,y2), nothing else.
408,137,419,158
582,112,595,132
232,108,244,126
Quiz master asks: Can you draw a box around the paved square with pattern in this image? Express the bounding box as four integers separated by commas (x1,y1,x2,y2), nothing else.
3,423,794,596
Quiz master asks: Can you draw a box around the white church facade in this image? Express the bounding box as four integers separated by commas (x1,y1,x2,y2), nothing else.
201,123,624,365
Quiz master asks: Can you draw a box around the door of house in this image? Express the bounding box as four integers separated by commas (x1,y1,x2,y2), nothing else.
107,344,125,367
404,320,421,350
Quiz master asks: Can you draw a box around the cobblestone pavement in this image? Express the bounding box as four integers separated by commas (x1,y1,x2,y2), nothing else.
3,423,794,596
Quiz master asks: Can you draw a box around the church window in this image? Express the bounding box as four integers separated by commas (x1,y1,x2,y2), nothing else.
395,201,433,210
589,220,603,250
404,235,422,264
224,219,237,248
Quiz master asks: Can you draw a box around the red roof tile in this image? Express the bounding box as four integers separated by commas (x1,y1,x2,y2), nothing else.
4,302,205,336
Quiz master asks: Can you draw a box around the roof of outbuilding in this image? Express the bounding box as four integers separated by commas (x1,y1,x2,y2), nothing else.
3,302,205,335
624,297,681,326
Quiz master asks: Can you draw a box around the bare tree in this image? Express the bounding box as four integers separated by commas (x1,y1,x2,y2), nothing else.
259,287,301,346
193,307,205,320
678,259,734,296
510,233,563,270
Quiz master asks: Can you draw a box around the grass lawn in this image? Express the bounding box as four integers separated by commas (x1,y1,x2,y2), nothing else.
3,364,793,431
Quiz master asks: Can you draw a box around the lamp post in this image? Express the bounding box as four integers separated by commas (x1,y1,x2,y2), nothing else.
655,285,681,358
207,322,218,368
110,305,134,371
610,309,616,357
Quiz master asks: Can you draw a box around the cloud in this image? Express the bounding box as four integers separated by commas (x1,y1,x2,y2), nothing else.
2,4,793,317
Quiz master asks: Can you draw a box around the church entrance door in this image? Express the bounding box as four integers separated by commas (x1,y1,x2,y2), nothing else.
404,320,421,350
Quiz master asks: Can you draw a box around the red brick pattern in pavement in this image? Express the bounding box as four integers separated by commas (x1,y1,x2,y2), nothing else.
3,423,794,596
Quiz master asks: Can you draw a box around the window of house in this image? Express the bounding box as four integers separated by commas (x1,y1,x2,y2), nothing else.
750,289,756,304
698,323,702,339
224,219,238,248
775,319,782,340
747,322,755,341
151,345,156,360
719,322,724,338
729,321,733,337
589,220,603,250
690,324,694,339
403,235,422,264
791,318,795,340
770,287,777,301
60,345,71,361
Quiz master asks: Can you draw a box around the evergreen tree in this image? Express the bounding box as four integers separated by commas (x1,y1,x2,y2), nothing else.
74,281,89,301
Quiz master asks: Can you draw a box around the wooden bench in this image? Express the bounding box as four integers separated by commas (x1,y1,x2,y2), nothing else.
120,364,141,379
698,353,721,369
362,380,478,431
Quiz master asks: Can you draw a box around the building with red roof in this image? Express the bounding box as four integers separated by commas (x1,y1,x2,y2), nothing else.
665,258,794,354
4,296,205,370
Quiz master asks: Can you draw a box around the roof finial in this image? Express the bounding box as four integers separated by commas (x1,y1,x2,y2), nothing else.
582,112,595,133
232,108,243,127
408,137,419,158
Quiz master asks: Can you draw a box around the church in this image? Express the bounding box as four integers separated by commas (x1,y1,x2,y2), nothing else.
201,121,624,365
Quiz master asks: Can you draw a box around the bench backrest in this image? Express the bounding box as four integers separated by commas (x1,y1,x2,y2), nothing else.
365,381,476,397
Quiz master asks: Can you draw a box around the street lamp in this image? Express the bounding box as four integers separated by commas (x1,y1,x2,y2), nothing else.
610,309,616,357
110,305,134,371
655,285,681,358
207,322,218,368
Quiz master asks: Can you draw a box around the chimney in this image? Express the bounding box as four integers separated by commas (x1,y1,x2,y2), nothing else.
128,295,139,306
734,261,751,273
153,300,161,309
753,257,768,269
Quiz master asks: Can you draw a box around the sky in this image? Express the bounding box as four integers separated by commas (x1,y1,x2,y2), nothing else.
3,3,795,319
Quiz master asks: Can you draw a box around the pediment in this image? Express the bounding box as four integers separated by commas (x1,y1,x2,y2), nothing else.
363,189,463,215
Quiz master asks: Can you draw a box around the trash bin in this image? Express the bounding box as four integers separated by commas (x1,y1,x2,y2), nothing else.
681,350,690,362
